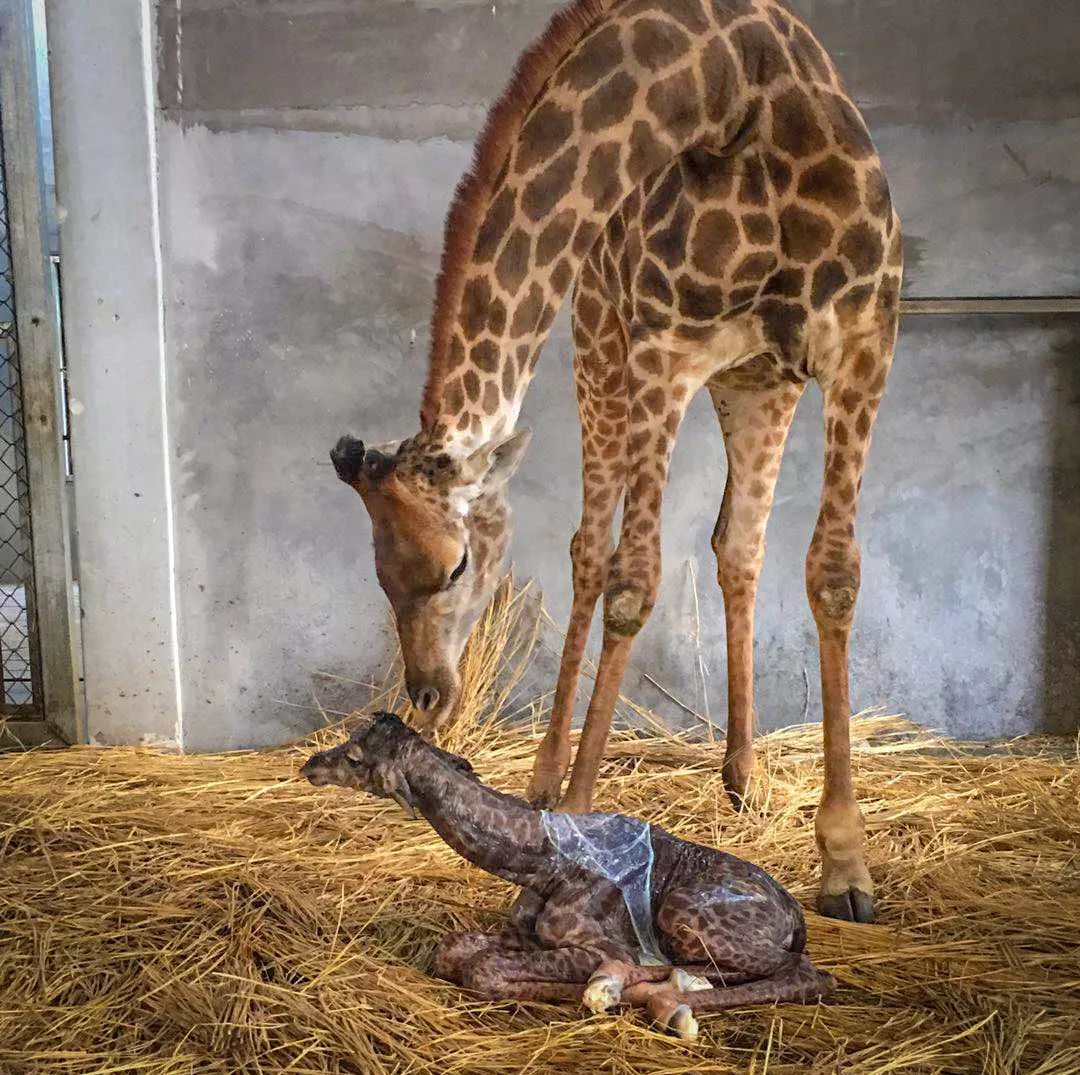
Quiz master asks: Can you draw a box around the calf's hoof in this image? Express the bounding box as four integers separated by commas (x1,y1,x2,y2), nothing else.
668,968,711,992
583,972,622,1014
669,1004,699,1040
646,993,699,1039
819,888,874,924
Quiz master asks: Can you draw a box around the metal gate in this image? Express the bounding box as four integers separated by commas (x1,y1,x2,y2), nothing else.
0,0,80,746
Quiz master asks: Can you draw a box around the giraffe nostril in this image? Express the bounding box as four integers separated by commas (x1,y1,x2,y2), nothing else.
412,686,440,712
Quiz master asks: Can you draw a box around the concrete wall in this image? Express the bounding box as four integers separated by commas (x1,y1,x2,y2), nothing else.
51,1,1080,748
48,0,181,745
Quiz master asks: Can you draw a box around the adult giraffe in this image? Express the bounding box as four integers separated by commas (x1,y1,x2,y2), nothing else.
331,0,901,923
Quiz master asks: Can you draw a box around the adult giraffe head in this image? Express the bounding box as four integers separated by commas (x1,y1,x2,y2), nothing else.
326,1,625,734
330,429,530,732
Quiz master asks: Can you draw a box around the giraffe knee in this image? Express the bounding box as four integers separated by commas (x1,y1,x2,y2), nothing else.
810,580,859,625
603,583,651,637
806,546,861,631
433,932,489,983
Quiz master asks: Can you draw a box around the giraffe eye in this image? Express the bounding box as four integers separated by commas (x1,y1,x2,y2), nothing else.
448,550,469,585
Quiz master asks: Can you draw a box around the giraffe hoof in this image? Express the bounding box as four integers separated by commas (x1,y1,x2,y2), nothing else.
667,1004,698,1040
723,782,749,813
820,889,875,924
669,969,711,993
583,972,622,1014
721,754,755,812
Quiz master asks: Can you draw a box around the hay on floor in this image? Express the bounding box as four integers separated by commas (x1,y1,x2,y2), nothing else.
1,585,1078,1074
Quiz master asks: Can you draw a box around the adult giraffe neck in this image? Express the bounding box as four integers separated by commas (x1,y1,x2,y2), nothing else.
420,0,761,454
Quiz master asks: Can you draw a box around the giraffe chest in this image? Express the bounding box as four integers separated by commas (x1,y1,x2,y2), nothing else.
531,877,640,953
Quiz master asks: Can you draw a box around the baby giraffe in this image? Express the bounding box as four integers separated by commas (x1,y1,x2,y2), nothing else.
302,714,834,1038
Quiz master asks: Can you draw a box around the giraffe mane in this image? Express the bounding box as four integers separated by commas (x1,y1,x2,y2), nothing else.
421,0,622,434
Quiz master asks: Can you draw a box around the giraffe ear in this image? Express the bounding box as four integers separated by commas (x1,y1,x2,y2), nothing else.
342,716,374,762
463,428,531,489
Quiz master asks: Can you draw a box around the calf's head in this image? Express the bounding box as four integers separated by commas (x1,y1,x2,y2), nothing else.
300,711,474,816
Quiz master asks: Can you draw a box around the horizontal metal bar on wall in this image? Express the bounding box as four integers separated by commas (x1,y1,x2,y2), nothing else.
901,297,1080,315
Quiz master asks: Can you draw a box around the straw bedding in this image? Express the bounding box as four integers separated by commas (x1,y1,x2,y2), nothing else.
1,588,1078,1074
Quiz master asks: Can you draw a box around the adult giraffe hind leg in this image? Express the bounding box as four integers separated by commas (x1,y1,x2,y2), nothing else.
809,296,898,924
708,372,805,808
528,275,628,808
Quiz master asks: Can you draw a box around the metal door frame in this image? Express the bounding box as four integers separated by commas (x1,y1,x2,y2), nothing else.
0,0,81,744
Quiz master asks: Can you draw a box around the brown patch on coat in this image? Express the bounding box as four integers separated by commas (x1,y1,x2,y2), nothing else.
732,20,790,86
646,67,702,142
522,146,581,221
779,205,833,262
583,70,639,132
798,156,860,214
631,17,692,71
690,209,740,276
515,102,576,174
771,89,827,157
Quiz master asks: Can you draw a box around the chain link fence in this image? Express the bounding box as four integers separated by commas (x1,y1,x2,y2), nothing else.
0,105,41,712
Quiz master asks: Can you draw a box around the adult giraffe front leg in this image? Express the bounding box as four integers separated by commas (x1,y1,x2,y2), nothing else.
809,321,895,924
561,343,702,813
528,280,627,808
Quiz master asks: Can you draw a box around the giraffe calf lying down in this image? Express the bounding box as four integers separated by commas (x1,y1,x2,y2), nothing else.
301,714,835,1039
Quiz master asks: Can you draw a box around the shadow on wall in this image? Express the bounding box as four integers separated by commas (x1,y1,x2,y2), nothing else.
1043,320,1080,734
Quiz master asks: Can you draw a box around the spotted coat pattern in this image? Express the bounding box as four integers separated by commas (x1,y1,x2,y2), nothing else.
333,0,902,925
302,715,834,1035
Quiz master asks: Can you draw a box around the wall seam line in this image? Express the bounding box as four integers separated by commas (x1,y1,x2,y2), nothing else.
139,0,185,749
